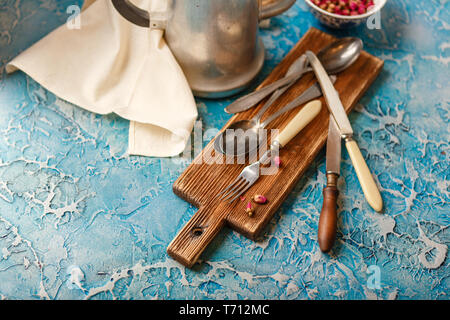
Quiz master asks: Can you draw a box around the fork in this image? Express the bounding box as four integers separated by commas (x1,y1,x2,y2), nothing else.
218,100,322,203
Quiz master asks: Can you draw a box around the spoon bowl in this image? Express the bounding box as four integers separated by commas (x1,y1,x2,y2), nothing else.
216,119,262,158
317,37,363,74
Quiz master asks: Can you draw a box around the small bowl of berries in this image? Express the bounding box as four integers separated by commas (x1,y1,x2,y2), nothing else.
305,0,387,29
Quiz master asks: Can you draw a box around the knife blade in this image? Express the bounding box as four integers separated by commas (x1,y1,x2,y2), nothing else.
318,117,341,253
305,50,383,213
326,116,341,176
305,51,353,136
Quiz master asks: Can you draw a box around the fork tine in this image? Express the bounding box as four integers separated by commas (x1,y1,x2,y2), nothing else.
223,180,250,202
219,176,245,200
228,181,253,203
217,174,243,197
220,177,246,200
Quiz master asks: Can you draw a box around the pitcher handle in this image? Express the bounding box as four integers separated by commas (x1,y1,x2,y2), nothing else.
259,0,296,20
111,0,150,27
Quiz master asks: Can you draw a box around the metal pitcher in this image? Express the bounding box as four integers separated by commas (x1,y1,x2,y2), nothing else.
112,0,296,98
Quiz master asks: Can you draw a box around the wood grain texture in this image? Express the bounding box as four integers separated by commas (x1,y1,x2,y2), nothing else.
167,28,384,268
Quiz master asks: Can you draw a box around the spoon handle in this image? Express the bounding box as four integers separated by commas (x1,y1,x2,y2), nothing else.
252,55,308,121
224,68,307,114
253,77,299,124
260,75,336,128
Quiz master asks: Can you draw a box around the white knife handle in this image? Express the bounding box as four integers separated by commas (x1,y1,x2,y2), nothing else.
345,139,383,212
275,100,322,147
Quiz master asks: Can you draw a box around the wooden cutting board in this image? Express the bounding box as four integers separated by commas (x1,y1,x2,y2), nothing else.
167,28,384,268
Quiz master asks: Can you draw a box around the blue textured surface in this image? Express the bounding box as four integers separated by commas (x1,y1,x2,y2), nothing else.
0,0,448,300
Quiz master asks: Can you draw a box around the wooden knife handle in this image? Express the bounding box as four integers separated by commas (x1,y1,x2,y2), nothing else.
318,173,339,253
167,205,225,268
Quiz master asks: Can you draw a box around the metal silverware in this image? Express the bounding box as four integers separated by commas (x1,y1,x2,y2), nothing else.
318,117,341,253
225,55,309,114
218,100,322,203
237,55,308,123
225,37,363,113
305,50,383,212
214,76,336,157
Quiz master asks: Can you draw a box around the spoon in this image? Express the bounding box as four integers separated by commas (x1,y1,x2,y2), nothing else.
224,37,363,114
214,76,336,157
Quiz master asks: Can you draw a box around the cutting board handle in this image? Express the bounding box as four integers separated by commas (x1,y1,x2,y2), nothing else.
167,205,225,268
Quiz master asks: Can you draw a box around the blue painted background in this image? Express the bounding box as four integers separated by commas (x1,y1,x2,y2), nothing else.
0,0,448,300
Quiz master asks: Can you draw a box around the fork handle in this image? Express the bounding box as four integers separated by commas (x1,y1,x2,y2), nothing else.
225,69,306,113
253,77,297,123
167,205,226,268
275,100,322,147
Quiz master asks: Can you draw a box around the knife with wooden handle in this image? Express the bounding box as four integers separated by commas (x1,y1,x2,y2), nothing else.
306,51,383,213
318,117,341,252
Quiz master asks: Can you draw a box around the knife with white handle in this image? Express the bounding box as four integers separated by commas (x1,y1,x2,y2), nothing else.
305,51,383,212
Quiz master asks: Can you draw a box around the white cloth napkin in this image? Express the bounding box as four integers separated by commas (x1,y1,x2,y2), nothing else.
6,0,198,157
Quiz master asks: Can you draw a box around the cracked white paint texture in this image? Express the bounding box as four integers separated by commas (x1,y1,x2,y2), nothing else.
0,0,448,299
